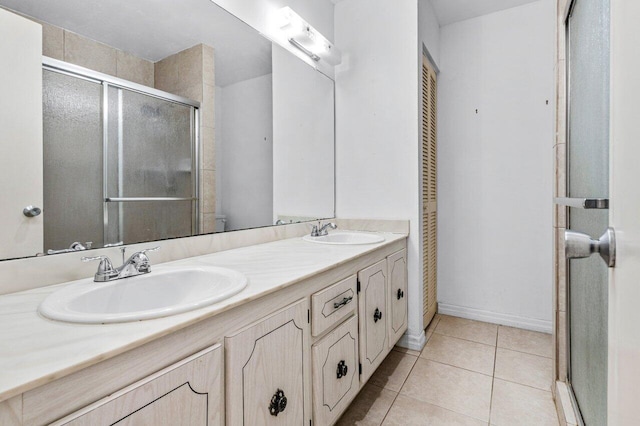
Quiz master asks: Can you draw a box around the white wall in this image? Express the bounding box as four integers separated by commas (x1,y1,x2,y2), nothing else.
217,75,273,231
272,45,335,221
437,0,555,332
419,0,441,69
335,0,425,348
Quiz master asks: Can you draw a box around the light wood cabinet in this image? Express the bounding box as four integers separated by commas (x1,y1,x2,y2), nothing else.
357,259,389,383
387,249,408,348
311,315,359,426
225,299,311,425
51,344,223,426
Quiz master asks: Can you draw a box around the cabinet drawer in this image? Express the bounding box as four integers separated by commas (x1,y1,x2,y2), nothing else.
312,315,360,426
311,275,357,337
52,344,223,426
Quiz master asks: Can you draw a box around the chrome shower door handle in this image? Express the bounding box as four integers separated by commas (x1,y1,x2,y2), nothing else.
565,227,616,267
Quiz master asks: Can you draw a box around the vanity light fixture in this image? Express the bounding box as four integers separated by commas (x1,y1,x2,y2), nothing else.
278,7,342,66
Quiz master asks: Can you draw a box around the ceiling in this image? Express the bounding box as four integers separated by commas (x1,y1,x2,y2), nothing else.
0,0,272,87
430,0,540,26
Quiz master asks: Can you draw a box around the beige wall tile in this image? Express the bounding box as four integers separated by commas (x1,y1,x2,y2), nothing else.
154,44,203,95
557,311,567,381
201,126,215,170
491,379,559,426
400,359,492,422
201,169,215,213
116,50,154,87
383,395,485,426
64,31,116,76
202,83,215,128
498,326,553,358
434,315,498,346
556,228,567,312
202,213,216,234
336,383,396,426
495,348,553,391
202,44,215,86
41,21,63,60
555,381,578,426
369,350,417,392
420,333,495,376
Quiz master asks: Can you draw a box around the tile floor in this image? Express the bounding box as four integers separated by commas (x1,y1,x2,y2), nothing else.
336,314,558,426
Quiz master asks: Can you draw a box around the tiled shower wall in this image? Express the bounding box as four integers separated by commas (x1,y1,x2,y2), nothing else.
34,16,216,234
554,0,569,385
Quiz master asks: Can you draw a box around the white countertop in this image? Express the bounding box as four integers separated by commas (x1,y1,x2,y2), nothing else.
0,232,406,401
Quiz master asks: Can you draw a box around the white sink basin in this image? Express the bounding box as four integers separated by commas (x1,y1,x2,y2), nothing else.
303,232,385,245
38,266,248,324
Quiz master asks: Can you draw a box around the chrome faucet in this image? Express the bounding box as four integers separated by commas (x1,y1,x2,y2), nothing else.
82,247,160,282
310,221,337,237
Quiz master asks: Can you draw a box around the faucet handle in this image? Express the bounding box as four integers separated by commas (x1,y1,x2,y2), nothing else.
81,255,115,277
138,246,160,256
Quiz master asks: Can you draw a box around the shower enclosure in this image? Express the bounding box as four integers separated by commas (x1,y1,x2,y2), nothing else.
42,58,199,252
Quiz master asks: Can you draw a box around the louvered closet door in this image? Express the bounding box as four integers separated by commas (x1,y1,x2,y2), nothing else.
422,55,438,328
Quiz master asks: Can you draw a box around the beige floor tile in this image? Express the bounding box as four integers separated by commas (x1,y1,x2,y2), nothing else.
400,359,492,422
490,379,559,426
497,326,553,358
434,315,498,346
392,346,421,357
383,394,486,426
369,350,418,392
420,333,495,375
494,348,552,391
336,383,397,426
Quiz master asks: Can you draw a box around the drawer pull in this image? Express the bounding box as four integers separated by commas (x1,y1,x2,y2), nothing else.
269,389,287,416
373,308,383,323
333,296,353,309
397,289,405,300
336,360,349,379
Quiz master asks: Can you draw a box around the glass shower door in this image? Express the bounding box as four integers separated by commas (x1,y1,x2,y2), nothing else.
105,86,197,245
566,0,610,424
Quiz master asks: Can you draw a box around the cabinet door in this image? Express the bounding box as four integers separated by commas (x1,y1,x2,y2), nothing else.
225,299,310,425
358,259,389,383
53,344,223,426
312,315,359,426
387,249,408,348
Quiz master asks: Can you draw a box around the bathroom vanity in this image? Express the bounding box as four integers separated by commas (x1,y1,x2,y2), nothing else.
0,228,408,425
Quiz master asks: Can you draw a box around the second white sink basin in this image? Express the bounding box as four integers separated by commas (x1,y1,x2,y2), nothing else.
303,231,385,245
38,266,248,324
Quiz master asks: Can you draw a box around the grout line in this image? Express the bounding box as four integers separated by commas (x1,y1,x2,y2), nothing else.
379,350,421,425
432,329,498,347
495,344,553,359
492,377,554,394
488,337,498,424
420,358,494,378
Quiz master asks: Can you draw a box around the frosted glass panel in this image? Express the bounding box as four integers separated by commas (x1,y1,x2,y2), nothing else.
567,0,609,424
106,88,193,199
42,70,103,251
106,201,193,245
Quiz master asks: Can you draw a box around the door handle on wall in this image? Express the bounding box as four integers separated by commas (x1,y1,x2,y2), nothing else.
554,197,609,209
565,227,616,267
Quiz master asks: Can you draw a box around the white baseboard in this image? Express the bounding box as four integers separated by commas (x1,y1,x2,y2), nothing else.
396,330,426,351
438,303,553,334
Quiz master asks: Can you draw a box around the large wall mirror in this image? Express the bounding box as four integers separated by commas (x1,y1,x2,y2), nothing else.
0,0,335,261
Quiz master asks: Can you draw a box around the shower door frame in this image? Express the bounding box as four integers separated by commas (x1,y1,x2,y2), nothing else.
42,57,201,244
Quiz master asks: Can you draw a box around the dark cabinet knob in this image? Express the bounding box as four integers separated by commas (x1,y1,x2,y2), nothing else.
269,389,287,416
373,308,383,323
397,288,405,300
337,360,348,379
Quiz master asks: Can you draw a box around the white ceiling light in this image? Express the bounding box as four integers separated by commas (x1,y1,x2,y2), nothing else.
278,7,342,66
